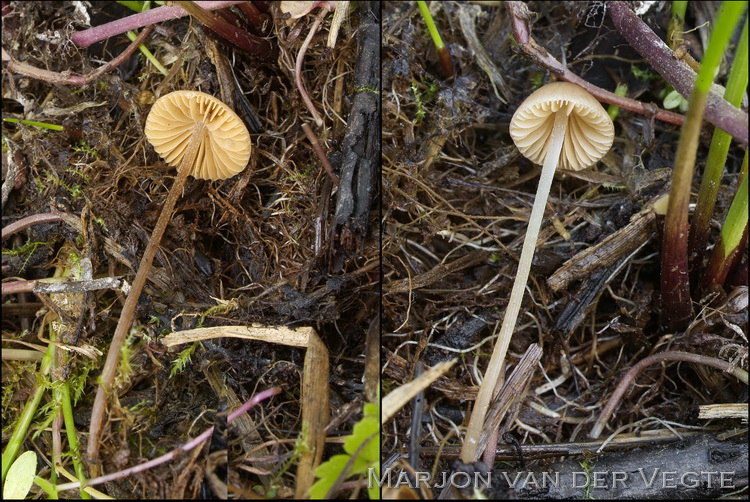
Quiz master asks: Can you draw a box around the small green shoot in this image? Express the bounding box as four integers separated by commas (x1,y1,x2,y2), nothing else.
416,1,454,78
662,87,689,112
702,151,749,289
72,139,100,159
2,117,64,131
607,83,629,120
411,82,427,122
126,30,169,76
630,65,658,80
668,1,689,49
115,332,138,389
169,342,199,378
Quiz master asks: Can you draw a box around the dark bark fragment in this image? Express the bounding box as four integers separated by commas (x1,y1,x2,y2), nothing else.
332,1,380,269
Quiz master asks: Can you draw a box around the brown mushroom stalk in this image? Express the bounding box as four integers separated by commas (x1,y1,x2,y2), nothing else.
86,121,205,470
87,91,251,471
461,82,614,462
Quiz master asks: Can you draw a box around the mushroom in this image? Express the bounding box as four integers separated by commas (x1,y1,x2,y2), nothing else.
144,90,252,180
87,90,251,466
461,82,614,462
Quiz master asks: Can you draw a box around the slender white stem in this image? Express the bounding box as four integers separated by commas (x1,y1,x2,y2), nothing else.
461,108,568,462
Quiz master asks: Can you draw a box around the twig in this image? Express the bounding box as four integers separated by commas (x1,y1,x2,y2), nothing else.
2,27,153,86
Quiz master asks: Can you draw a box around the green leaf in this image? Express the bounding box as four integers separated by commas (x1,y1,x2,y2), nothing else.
663,89,686,110
3,450,37,499
309,455,350,499
309,402,381,499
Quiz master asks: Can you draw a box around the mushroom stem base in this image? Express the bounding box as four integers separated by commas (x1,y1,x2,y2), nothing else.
461,108,568,462
87,122,206,472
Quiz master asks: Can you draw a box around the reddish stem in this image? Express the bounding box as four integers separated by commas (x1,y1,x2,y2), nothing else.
590,351,748,439
56,388,280,493
608,1,748,146
175,1,276,59
302,123,340,185
70,1,246,47
505,2,684,128
296,8,329,128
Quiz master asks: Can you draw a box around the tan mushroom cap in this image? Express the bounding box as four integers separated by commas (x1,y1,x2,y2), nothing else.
144,90,251,180
509,82,614,171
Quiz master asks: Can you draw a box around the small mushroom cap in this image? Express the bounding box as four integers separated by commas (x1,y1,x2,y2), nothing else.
144,90,251,180
509,82,614,171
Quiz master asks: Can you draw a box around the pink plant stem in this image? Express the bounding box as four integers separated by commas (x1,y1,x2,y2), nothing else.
296,8,329,128
1,212,73,239
590,352,748,439
55,387,281,493
70,1,247,47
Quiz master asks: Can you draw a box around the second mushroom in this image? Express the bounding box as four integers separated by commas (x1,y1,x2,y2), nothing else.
462,81,614,461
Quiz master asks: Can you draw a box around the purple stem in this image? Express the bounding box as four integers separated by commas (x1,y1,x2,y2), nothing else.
70,1,247,47
608,1,748,146
54,387,280,493
590,352,748,439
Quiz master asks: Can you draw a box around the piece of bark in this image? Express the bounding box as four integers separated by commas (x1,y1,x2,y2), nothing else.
332,1,380,266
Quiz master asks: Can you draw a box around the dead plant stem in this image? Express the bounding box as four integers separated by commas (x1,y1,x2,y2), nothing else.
2,27,152,86
590,351,748,439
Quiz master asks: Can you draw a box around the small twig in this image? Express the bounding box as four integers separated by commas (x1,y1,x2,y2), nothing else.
506,2,687,128
590,351,748,439
3,27,152,86
302,123,340,185
295,8,329,128
1,277,123,296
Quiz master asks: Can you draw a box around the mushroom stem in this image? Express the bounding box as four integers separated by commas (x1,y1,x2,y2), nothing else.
461,108,568,462
87,121,206,471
